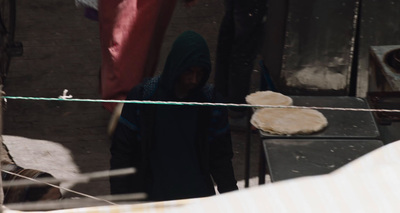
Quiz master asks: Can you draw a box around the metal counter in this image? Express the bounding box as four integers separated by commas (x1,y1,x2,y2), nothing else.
253,96,381,185
263,139,383,182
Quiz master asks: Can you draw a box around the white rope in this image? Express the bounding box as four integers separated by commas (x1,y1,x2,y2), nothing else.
3,90,400,113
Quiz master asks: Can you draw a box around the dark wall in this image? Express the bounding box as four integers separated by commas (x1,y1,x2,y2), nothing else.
262,0,400,96
263,0,359,95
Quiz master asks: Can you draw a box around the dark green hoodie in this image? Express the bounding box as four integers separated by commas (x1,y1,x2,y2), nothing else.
110,31,238,201
158,30,211,100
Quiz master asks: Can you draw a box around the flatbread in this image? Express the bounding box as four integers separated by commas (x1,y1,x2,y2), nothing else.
246,91,293,106
251,108,328,135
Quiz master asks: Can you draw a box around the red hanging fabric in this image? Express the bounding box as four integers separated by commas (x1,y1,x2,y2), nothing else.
99,0,177,112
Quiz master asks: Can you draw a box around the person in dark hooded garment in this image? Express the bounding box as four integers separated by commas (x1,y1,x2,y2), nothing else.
109,31,238,201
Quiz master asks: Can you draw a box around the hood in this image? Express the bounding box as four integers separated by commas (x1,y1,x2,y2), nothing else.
159,31,211,98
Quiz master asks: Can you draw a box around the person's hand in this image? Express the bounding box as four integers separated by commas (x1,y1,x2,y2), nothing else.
183,0,199,8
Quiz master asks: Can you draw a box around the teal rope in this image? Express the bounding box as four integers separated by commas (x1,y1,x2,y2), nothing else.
2,96,249,107
3,95,400,113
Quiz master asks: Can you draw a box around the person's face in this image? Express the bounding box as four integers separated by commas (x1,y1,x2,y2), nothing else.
175,67,205,98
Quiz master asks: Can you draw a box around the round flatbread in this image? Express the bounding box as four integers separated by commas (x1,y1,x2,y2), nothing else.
251,108,328,135
246,91,293,106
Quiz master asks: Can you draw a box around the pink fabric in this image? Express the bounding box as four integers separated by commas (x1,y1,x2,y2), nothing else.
99,0,177,112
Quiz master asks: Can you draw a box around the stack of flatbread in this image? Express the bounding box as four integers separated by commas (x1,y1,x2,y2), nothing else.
245,91,328,135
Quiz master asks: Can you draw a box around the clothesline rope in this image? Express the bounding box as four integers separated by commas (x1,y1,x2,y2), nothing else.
3,95,400,113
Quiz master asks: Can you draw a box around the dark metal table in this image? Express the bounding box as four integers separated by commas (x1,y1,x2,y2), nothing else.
245,96,381,185
263,139,383,182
